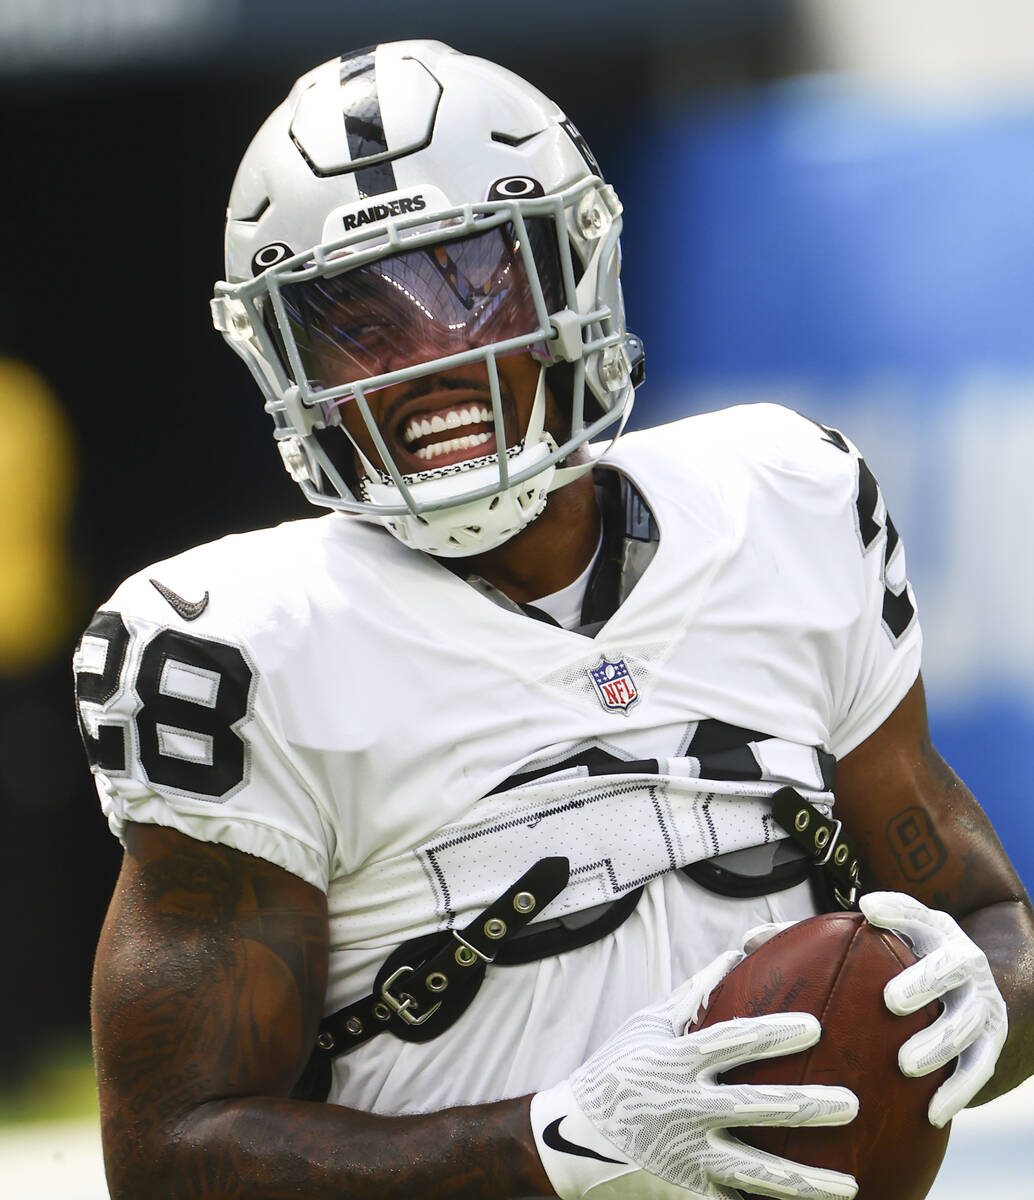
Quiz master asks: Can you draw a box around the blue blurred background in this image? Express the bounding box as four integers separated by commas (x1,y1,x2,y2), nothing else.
616,84,1034,890
1,0,1031,1174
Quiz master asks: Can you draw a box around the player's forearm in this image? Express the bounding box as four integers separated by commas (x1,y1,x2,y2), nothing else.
962,897,1034,1105
103,1093,554,1200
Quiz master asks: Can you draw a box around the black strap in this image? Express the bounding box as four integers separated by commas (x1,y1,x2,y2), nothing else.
291,857,571,1099
495,885,644,964
291,791,866,1100
771,786,866,909
682,853,812,899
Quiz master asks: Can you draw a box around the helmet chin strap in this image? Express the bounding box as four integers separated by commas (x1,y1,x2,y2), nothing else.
354,442,384,488
526,363,602,492
522,361,549,454
549,450,605,493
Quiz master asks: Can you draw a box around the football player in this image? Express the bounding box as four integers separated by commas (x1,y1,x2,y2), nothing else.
77,41,1031,1200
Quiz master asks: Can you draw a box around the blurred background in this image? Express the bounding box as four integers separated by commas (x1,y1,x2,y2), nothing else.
1,0,1031,1194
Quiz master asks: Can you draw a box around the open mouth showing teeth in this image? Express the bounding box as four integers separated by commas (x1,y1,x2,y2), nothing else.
411,431,494,461
400,404,498,463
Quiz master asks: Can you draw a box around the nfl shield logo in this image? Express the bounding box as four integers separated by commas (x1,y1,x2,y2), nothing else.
588,656,639,714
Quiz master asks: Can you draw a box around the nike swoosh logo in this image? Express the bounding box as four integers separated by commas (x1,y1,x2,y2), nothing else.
542,1117,626,1164
150,578,210,621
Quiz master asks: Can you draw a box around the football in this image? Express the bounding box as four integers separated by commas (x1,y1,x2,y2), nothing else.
689,911,952,1200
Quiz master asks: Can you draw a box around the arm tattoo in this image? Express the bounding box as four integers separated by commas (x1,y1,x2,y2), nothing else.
95,833,326,1195
874,734,1017,915
94,831,548,1199
885,806,947,882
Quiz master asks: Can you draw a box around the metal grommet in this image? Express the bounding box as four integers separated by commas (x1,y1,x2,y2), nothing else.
794,809,810,832
425,971,449,993
316,1031,336,1050
455,943,478,967
834,843,850,866
484,917,507,940
814,826,830,850
513,892,536,914
344,1017,363,1037
372,1003,391,1021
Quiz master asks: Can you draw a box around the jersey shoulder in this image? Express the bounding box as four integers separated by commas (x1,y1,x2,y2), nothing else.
97,512,390,643
609,403,868,536
73,516,366,891
613,403,860,493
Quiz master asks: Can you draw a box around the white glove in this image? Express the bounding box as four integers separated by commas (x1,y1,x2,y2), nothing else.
859,891,1008,1128
530,924,859,1200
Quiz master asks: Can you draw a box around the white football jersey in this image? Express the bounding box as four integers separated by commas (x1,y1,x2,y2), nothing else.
74,403,921,1113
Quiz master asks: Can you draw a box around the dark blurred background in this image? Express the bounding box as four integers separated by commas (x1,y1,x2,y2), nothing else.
2,0,1032,1117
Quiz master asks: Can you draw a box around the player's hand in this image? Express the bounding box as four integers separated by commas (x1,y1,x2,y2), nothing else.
860,891,1008,1127
530,925,859,1200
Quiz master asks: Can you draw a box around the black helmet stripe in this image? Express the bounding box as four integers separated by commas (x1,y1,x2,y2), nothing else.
339,49,397,198
560,119,602,179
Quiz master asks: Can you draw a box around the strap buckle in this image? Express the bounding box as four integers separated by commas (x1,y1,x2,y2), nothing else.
834,858,862,910
812,815,862,906
771,787,866,912
379,966,442,1027
308,856,570,1072
450,931,494,967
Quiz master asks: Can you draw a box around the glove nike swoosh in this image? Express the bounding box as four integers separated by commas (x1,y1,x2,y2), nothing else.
542,1117,626,1164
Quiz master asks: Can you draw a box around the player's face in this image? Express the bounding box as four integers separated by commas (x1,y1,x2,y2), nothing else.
277,219,568,476
333,351,558,476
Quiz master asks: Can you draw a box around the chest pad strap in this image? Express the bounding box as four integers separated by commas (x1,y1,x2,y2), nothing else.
291,856,571,1100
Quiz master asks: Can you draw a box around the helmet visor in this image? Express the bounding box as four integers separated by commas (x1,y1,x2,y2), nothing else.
276,218,563,391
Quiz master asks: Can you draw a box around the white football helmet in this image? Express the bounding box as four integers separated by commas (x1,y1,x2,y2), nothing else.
212,40,643,556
